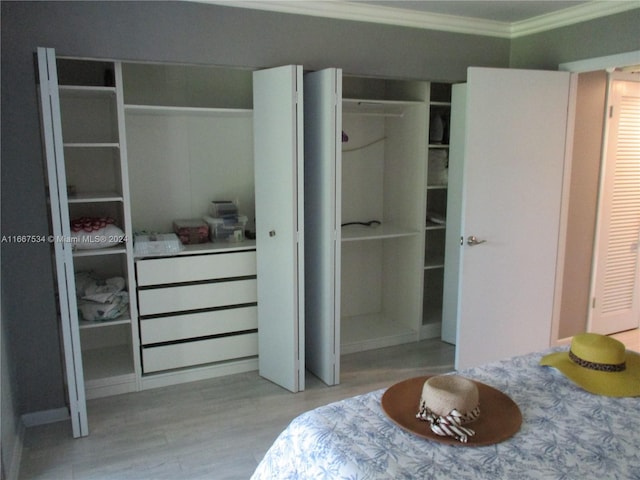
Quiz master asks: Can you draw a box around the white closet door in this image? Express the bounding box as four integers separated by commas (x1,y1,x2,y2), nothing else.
441,84,467,345
253,65,305,392
303,68,342,386
589,77,640,334
37,47,89,437
453,67,573,370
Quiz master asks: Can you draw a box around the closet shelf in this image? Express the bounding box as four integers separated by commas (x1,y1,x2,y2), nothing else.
73,246,127,257
82,345,135,383
64,142,120,149
59,85,116,98
424,263,445,270
341,223,419,242
124,104,253,117
341,313,418,354
67,192,124,203
425,222,446,230
79,316,132,330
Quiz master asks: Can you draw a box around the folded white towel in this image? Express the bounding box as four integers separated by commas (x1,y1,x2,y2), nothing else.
82,276,125,304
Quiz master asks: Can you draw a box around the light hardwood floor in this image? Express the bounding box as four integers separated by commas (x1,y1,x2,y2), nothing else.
19,339,455,480
19,330,639,480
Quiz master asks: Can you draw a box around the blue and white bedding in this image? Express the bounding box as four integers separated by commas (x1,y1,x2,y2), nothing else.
251,348,640,479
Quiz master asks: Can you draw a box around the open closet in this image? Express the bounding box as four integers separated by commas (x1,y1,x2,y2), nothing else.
39,45,457,436
38,48,309,435
339,76,428,354
122,62,261,388
304,73,455,386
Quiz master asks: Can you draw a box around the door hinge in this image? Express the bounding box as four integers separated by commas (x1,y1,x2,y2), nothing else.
592,297,596,308
609,105,614,118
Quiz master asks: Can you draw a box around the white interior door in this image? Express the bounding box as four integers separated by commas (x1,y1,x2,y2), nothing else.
37,47,89,437
303,68,342,386
253,65,305,392
589,75,640,335
453,67,573,370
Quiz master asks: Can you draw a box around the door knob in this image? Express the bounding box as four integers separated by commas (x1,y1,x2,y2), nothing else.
467,235,486,246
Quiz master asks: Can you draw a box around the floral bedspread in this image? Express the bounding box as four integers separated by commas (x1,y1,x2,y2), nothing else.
251,348,640,480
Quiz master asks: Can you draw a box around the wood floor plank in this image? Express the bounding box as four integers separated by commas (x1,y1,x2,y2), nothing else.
20,332,640,479
20,339,454,479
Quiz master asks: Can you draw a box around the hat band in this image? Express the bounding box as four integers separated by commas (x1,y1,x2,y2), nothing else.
416,405,480,443
569,350,626,372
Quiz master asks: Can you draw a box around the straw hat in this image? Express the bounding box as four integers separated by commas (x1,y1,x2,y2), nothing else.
416,376,481,443
540,333,640,397
381,375,522,446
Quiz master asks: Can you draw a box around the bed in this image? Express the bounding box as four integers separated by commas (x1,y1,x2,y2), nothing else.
251,348,640,479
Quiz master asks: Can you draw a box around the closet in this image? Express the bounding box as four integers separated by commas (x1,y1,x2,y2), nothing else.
339,76,428,354
305,74,446,388
39,48,306,434
122,62,262,390
39,45,449,435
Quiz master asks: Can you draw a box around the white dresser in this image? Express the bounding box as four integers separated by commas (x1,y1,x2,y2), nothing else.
136,248,258,374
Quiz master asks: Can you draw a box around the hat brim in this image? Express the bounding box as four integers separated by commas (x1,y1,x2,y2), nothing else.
540,349,640,397
381,375,522,447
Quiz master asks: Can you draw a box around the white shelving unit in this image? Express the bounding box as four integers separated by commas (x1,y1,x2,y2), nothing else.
57,58,140,402
38,49,141,437
339,77,428,354
423,84,452,335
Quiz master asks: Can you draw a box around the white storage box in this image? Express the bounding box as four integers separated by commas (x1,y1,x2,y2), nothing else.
134,233,184,257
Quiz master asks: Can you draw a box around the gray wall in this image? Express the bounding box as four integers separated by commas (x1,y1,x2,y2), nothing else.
0,0,510,418
510,9,640,69
1,0,638,431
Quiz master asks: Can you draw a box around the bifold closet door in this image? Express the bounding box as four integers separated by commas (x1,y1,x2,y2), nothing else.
449,67,574,370
304,68,342,386
37,47,89,437
253,65,306,393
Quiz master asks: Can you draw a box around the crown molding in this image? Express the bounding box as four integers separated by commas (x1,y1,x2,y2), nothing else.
196,0,639,39
510,1,640,38
197,0,512,37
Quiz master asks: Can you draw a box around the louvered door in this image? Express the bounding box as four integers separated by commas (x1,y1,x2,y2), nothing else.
589,75,640,335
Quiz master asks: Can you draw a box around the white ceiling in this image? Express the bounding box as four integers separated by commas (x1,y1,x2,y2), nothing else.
201,0,639,38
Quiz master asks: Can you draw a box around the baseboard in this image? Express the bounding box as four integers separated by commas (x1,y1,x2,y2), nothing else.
6,420,25,480
141,357,259,391
419,322,442,340
21,407,69,428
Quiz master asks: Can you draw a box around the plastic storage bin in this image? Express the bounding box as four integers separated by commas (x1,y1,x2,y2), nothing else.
204,215,247,243
173,219,209,245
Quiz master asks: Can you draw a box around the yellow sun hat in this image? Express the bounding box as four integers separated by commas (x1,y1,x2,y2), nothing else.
540,332,640,397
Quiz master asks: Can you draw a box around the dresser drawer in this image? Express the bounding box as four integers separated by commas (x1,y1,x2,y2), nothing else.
138,278,257,316
136,250,256,286
140,306,257,345
142,332,258,373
